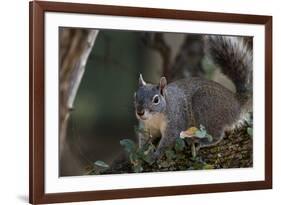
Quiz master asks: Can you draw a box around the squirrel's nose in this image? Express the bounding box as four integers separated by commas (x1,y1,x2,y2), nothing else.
137,109,145,116
137,110,145,116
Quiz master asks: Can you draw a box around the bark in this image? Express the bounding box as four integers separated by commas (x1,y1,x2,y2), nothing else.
170,34,205,80
102,125,253,174
141,33,172,81
141,33,205,82
59,28,99,175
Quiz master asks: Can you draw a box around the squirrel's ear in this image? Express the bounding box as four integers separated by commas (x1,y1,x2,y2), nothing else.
159,77,167,95
139,74,146,86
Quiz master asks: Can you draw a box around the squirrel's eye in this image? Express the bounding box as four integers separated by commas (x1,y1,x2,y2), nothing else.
152,95,160,104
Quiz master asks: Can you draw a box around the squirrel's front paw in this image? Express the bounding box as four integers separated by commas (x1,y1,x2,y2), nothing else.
152,149,164,162
151,149,164,162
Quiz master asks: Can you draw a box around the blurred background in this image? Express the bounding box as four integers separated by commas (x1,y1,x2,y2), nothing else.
59,28,250,176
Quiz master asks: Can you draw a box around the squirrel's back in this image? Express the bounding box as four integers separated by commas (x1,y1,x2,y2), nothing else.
166,77,238,104
135,35,253,156
165,77,241,137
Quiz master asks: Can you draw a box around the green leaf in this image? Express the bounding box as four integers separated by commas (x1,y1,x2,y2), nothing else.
247,127,253,137
199,124,206,131
134,125,150,135
192,161,204,170
176,153,186,160
175,138,185,152
159,161,170,168
142,154,154,165
245,112,253,126
133,164,143,173
129,152,138,163
206,134,213,142
195,130,206,138
203,164,214,169
120,139,136,153
165,150,176,161
143,143,155,155
94,160,109,168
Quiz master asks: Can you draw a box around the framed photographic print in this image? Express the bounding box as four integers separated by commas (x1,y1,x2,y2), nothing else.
29,1,272,204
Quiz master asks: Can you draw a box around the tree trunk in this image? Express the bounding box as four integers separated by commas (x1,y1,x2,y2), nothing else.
59,28,99,175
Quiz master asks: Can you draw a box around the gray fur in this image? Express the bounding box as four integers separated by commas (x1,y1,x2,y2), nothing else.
206,35,253,95
135,36,252,159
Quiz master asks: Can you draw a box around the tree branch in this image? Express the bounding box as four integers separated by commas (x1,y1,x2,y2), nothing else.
102,125,252,174
59,28,99,175
170,34,205,81
141,33,172,81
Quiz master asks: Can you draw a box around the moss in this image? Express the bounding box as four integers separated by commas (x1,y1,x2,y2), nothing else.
94,124,252,175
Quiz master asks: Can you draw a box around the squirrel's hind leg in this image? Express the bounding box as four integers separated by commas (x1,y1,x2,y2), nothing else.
191,87,240,148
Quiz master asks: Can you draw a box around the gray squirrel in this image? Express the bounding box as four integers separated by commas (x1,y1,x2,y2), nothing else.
134,36,252,159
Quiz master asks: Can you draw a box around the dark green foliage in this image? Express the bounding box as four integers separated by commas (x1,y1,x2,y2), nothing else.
120,139,136,153
94,160,109,168
246,112,253,137
175,138,185,152
90,122,253,175
86,160,110,175
120,139,155,172
93,136,215,174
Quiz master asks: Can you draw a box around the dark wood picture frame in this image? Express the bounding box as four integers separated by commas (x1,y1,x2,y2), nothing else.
29,1,272,204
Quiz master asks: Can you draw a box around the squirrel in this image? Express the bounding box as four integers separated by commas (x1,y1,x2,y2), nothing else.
134,35,252,159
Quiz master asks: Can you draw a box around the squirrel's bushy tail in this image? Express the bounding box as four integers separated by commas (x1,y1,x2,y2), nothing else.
207,36,253,98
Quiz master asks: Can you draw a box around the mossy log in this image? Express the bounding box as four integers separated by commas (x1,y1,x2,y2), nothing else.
101,125,252,174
